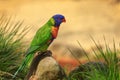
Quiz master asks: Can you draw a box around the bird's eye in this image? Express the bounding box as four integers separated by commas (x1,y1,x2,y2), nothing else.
58,17,63,20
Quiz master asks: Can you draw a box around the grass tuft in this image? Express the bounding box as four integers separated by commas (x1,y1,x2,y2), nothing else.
69,37,120,80
0,14,30,79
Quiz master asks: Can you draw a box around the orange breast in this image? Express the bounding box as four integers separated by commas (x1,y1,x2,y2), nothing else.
51,27,59,39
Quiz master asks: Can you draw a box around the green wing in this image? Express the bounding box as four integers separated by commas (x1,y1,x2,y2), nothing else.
25,24,52,56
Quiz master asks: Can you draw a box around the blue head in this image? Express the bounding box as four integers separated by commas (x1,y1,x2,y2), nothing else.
52,14,66,27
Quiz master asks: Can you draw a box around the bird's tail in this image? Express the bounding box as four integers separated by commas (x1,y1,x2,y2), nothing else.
12,53,33,79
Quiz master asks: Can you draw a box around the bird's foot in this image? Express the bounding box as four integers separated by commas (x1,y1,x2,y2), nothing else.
37,50,52,56
44,50,52,55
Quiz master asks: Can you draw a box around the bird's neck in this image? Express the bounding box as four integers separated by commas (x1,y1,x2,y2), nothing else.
47,18,55,26
54,23,61,27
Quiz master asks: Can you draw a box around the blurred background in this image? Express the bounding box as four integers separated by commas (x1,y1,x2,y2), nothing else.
0,0,120,69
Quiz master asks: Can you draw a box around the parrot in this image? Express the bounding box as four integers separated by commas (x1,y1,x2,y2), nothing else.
12,14,66,78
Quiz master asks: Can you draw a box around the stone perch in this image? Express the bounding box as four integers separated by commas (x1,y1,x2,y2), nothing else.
25,50,67,80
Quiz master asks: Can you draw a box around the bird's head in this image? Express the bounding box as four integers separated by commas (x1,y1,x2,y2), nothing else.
52,14,66,27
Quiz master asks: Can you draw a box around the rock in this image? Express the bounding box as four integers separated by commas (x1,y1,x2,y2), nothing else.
25,50,67,80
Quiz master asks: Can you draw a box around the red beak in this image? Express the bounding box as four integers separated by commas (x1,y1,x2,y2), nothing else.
62,18,66,22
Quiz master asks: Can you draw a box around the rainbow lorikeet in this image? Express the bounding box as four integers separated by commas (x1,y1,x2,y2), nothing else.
12,14,66,78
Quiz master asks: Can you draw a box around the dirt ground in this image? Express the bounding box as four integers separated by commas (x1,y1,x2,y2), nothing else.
0,0,120,60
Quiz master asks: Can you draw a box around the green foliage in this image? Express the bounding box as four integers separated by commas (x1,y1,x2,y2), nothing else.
69,38,120,80
91,38,120,80
0,14,29,79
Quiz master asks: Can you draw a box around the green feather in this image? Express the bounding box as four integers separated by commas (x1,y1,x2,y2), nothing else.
12,18,55,78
